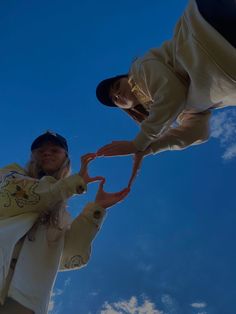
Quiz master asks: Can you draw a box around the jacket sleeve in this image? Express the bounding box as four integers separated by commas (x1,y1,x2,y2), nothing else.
60,202,106,271
150,110,211,154
0,166,86,217
36,174,87,208
132,59,187,151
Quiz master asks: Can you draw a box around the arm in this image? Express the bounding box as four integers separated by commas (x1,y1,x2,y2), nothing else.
127,110,211,188
0,170,86,218
132,59,187,151
60,202,106,270
150,110,211,154
60,181,130,271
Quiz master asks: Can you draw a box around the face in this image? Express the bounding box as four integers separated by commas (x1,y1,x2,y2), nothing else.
33,142,67,175
109,77,138,109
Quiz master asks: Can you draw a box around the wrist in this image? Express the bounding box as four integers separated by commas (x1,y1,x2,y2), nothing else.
81,202,107,227
95,200,108,209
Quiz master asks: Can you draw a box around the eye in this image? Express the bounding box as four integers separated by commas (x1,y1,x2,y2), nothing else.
37,148,44,154
51,148,61,154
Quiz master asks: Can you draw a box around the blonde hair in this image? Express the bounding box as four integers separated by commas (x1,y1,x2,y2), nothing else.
26,153,71,180
25,151,72,237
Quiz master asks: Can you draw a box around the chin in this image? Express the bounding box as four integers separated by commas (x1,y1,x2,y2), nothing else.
123,101,134,109
42,167,57,175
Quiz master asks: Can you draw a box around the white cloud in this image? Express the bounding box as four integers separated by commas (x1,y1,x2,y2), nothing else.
211,110,236,160
161,295,173,307
137,262,153,273
64,277,71,287
222,143,236,160
161,294,178,314
190,302,207,309
211,111,236,142
100,296,163,314
48,276,71,313
48,289,63,313
90,291,99,297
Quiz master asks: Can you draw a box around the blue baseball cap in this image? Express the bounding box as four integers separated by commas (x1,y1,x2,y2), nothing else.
31,131,68,152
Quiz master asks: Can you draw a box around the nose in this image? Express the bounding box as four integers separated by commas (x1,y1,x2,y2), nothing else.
42,149,52,156
113,88,120,99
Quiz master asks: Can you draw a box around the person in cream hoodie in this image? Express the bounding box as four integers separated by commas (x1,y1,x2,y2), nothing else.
96,0,236,172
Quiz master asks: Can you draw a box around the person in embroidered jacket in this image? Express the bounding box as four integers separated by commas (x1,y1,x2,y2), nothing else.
0,131,129,314
95,0,236,184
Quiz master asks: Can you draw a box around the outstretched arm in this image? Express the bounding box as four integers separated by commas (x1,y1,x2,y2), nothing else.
60,181,130,271
96,110,210,158
127,110,211,187
149,110,211,154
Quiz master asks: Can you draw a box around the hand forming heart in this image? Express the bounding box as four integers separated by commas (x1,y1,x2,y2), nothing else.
79,150,145,192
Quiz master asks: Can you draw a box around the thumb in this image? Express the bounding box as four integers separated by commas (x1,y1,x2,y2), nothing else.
98,178,106,191
89,175,105,183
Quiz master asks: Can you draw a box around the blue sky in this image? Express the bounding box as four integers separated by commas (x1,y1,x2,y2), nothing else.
1,1,236,314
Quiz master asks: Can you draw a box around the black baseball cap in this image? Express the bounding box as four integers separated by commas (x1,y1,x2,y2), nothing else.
31,131,69,152
96,74,127,107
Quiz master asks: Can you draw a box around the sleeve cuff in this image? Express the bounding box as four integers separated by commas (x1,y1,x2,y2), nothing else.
133,131,154,151
150,138,170,155
59,174,87,197
81,202,106,228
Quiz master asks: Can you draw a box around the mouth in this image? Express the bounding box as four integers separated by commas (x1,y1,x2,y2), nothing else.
42,159,54,163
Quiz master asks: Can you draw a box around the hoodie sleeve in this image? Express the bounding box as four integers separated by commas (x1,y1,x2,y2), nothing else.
150,110,211,154
60,202,106,271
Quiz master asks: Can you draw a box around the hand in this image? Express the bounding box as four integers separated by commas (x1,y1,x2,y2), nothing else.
79,153,104,184
97,141,138,157
128,147,152,188
95,179,130,209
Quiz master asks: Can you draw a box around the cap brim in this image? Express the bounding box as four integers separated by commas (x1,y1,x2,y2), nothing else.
31,133,68,152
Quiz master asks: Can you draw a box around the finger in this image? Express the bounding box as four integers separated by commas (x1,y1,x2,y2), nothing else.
128,172,137,189
97,144,111,151
84,152,97,157
97,148,127,157
113,187,130,196
116,188,130,201
128,176,135,189
98,179,105,192
96,152,118,157
96,146,113,155
97,143,121,154
96,180,105,195
128,165,141,187
128,156,143,187
84,155,96,164
81,153,96,160
88,176,105,183
81,153,97,162
120,188,130,196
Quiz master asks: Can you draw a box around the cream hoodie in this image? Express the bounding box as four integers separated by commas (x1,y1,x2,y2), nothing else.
130,0,236,152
